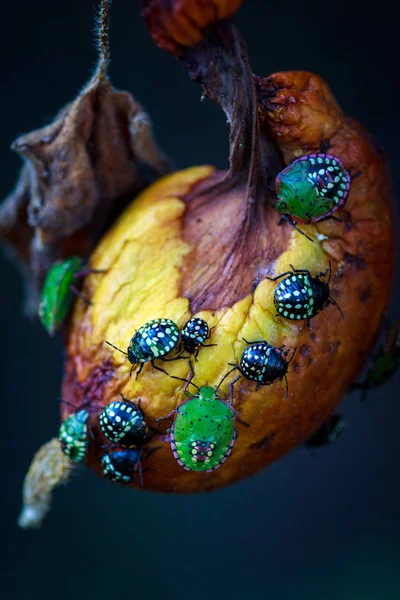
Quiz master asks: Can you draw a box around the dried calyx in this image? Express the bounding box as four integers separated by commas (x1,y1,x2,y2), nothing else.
0,0,171,314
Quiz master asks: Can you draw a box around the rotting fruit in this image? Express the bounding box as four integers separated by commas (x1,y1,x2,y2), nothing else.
15,0,396,511
62,6,396,492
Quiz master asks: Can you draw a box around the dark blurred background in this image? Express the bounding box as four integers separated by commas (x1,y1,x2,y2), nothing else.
1,1,399,598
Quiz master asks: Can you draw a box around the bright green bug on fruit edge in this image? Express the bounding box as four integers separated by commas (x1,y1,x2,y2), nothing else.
275,153,351,223
59,409,89,463
38,256,83,335
170,386,238,473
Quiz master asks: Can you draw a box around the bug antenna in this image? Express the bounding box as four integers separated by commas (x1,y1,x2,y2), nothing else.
169,375,199,390
216,365,239,391
281,215,315,244
105,340,128,356
329,297,345,320
59,397,78,410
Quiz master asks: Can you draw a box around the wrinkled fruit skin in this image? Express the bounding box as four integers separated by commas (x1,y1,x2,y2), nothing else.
63,71,396,493
142,0,243,54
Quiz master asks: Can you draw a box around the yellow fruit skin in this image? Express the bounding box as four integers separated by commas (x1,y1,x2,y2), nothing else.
63,74,395,493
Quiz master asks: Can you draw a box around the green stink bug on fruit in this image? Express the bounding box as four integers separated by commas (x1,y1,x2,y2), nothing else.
38,256,103,335
166,384,243,473
275,153,351,223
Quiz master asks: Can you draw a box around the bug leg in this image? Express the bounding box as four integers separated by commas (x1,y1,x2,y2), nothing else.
134,363,144,380
318,260,332,281
184,362,196,394
289,264,311,275
162,351,189,362
288,346,297,364
151,361,170,376
229,375,242,405
242,338,265,345
350,170,362,181
73,267,107,278
280,215,315,243
87,421,96,441
216,365,240,392
156,409,178,423
284,375,289,399
70,285,92,305
236,414,250,427
266,271,293,282
319,138,330,154
135,455,144,486
201,343,218,349
329,297,345,319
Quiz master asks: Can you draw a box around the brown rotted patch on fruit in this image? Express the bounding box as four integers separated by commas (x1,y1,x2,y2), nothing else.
328,340,341,356
358,285,373,303
254,71,343,148
250,432,276,450
61,356,114,419
179,171,290,313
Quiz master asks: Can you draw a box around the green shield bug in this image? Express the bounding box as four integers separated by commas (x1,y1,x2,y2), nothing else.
161,377,247,473
275,153,351,224
39,256,102,335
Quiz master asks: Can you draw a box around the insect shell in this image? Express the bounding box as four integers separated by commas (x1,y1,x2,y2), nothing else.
107,318,181,377
101,448,153,484
59,409,89,463
39,256,83,335
270,265,342,322
305,415,348,447
181,317,211,356
170,386,237,473
99,395,151,447
275,153,351,223
239,342,292,388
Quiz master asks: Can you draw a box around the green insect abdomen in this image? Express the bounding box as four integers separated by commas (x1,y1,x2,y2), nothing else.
170,396,236,472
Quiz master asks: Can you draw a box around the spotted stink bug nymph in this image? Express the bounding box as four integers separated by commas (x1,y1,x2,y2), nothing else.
275,153,351,224
59,409,89,463
163,383,245,473
106,318,181,378
221,339,296,398
268,263,344,322
101,447,156,484
99,395,151,447
181,317,215,359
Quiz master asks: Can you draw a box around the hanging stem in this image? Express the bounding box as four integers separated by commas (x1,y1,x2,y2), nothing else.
95,0,112,81
182,21,281,201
